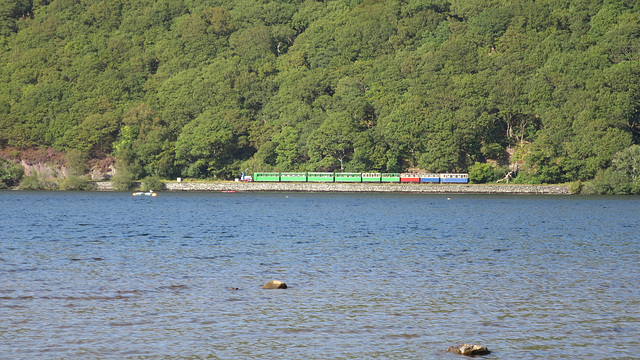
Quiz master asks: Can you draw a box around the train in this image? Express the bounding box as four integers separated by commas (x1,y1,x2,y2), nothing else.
250,172,469,184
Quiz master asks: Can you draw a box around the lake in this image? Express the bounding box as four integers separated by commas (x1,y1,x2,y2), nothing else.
1,191,638,359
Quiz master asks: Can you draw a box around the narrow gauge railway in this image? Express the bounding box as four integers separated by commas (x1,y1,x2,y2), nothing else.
252,172,469,184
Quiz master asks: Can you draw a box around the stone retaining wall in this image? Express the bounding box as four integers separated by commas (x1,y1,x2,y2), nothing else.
95,181,569,194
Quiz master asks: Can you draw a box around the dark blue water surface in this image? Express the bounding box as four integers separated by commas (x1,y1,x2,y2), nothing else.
1,191,638,359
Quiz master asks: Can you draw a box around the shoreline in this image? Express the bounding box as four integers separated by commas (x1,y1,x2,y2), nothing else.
95,181,570,194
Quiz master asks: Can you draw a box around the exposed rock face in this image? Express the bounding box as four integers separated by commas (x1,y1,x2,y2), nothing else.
446,344,491,356
89,164,116,180
263,280,287,289
20,160,65,179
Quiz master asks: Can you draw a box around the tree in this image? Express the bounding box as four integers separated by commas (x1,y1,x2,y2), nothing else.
115,103,176,177
488,70,531,145
203,6,235,36
62,112,119,157
603,13,640,64
65,149,89,176
174,113,234,178
0,0,638,185
378,97,428,169
273,126,301,171
612,144,640,184
229,26,277,69
468,7,512,46
0,159,24,188
349,129,388,171
0,0,32,37
468,161,506,183
307,112,356,171
332,1,396,61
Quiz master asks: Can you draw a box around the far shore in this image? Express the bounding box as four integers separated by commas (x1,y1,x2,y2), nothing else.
95,181,570,194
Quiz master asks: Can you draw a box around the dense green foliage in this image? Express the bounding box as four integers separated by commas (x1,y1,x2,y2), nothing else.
468,161,507,184
1,0,639,190
141,174,165,191
65,148,89,176
0,158,24,188
59,174,95,190
18,171,58,190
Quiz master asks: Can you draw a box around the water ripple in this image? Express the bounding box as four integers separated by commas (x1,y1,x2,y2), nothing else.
0,192,638,359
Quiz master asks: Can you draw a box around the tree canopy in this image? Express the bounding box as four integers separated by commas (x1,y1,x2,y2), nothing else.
1,0,639,185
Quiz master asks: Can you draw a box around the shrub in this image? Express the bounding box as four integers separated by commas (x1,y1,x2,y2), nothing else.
59,175,95,191
583,169,635,195
141,175,165,191
511,171,542,184
18,171,58,190
468,162,507,183
569,181,583,194
0,160,24,188
18,175,40,190
580,181,598,195
111,167,137,191
65,149,89,176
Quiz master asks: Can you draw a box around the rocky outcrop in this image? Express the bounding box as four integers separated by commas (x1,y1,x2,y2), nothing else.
89,164,116,180
447,344,491,356
263,280,287,289
20,160,66,179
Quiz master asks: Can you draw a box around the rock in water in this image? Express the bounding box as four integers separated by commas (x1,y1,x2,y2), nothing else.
263,280,287,289
446,344,491,356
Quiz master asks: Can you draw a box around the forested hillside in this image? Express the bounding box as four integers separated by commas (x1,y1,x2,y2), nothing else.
1,0,639,191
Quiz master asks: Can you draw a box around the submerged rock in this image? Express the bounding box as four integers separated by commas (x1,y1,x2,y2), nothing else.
446,344,491,356
263,280,287,289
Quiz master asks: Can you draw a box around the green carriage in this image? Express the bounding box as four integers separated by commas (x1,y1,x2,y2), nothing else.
334,173,362,182
280,172,308,182
381,173,401,182
308,172,335,182
361,173,382,182
253,172,280,182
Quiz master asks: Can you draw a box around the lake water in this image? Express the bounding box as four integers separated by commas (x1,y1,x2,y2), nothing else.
1,191,638,359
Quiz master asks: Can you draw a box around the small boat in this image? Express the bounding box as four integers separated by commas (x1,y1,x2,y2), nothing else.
133,190,157,197
221,190,236,193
